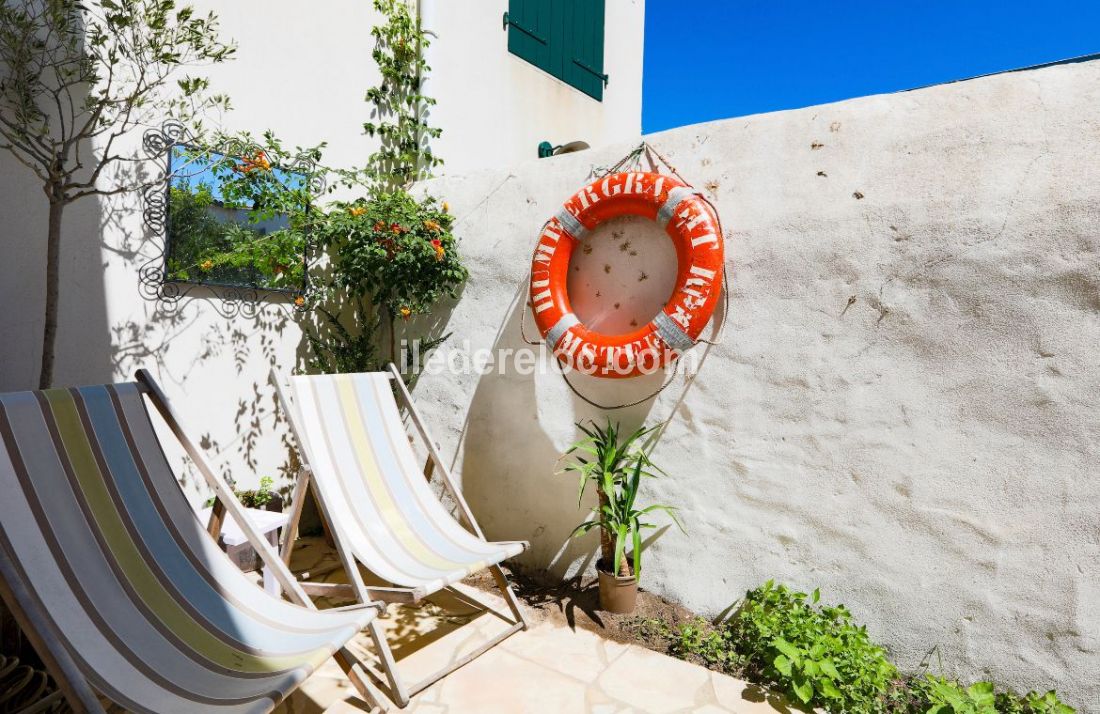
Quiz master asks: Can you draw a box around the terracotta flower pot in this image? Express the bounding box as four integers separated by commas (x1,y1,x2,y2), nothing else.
597,557,638,614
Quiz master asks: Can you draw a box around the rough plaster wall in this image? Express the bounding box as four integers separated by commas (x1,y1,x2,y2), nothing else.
411,60,1100,705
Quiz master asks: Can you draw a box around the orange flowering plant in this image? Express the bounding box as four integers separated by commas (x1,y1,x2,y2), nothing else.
312,189,467,330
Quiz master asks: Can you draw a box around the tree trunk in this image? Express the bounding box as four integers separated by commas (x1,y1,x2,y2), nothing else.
39,197,64,389
597,489,613,565
596,486,632,576
618,553,631,577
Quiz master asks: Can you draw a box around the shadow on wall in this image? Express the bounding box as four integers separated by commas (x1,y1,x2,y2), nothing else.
117,294,299,497
0,150,113,392
104,158,302,498
456,277,675,580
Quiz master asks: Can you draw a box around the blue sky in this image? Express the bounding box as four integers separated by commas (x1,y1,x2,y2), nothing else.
642,1,1100,133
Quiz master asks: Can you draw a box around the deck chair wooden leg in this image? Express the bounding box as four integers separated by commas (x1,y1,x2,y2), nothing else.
489,564,529,630
367,618,411,707
334,647,386,713
205,498,226,540
280,466,311,565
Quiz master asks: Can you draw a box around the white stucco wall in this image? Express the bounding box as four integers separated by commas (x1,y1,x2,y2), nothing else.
409,59,1100,705
424,0,645,171
0,0,394,494
173,0,645,174
0,0,643,493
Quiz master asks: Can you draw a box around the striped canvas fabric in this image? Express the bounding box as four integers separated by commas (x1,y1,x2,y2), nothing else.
287,374,526,595
0,384,375,714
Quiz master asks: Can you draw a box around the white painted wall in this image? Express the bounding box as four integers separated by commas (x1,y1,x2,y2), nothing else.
410,60,1100,705
0,0,393,496
0,0,643,495
425,0,645,171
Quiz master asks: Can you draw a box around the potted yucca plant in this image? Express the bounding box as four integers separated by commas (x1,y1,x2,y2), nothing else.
560,420,683,613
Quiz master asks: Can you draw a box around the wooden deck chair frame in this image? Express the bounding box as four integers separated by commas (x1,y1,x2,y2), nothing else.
271,364,529,708
133,370,387,712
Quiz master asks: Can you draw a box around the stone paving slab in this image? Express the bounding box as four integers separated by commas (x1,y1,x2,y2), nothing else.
274,580,787,714
269,538,793,713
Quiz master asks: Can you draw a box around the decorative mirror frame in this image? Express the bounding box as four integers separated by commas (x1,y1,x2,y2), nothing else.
139,120,324,318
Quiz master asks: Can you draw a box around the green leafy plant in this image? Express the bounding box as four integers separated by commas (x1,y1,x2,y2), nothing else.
167,132,324,290
311,190,467,363
671,617,741,672
166,184,307,288
634,582,1076,714
305,305,384,375
205,476,277,509
1019,690,1076,714
732,581,898,711
923,678,998,714
249,476,276,508
560,420,681,577
922,681,1076,714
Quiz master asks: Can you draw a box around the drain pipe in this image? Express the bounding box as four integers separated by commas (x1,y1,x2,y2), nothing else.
416,0,440,172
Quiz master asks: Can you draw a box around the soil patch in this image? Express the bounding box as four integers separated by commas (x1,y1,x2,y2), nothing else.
467,563,697,651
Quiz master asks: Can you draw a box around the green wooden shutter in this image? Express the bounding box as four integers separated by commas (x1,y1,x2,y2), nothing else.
565,0,606,101
507,0,550,77
506,0,606,101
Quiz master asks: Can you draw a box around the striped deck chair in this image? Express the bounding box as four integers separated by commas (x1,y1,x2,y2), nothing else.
272,364,529,707
0,371,384,714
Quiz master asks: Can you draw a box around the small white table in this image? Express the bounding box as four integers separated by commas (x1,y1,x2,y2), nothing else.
200,507,290,595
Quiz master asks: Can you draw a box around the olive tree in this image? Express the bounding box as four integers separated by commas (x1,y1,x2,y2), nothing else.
0,0,234,387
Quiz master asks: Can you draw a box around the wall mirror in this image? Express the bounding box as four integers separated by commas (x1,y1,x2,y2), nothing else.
163,143,310,294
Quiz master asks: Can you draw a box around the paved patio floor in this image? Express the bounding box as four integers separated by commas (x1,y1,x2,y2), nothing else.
273,539,791,714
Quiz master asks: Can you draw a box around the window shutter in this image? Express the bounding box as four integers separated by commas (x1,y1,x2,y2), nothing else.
507,0,551,74
564,0,606,101
507,0,606,101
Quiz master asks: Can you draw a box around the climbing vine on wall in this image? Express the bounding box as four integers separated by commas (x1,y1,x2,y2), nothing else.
362,0,442,189
176,0,458,376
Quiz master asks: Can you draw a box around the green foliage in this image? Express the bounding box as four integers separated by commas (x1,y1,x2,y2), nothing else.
731,581,897,711
167,132,323,289
313,190,467,320
361,0,442,189
920,680,1076,714
1020,690,1076,714
560,420,681,577
637,583,1076,714
923,678,998,714
243,476,276,508
561,420,664,510
670,617,741,672
205,476,276,509
304,305,384,375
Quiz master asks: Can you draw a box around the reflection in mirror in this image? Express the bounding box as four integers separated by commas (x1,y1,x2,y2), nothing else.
166,144,309,293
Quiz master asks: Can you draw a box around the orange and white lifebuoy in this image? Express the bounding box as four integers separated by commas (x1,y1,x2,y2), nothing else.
529,172,725,378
